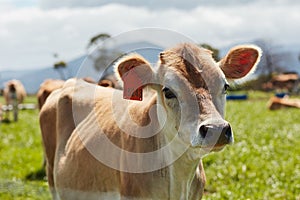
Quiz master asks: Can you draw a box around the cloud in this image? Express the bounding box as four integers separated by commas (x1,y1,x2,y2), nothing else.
38,0,300,10
39,0,248,10
0,1,300,70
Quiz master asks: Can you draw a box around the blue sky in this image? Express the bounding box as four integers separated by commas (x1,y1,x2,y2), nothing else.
0,0,299,70
1,0,37,8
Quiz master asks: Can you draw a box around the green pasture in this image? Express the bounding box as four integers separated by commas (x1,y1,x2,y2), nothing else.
0,92,299,199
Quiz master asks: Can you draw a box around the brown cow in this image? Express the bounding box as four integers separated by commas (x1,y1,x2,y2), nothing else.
37,78,102,169
3,79,27,121
82,77,96,84
271,73,299,92
268,96,300,110
263,73,299,92
37,78,104,110
40,43,261,199
37,79,65,110
98,74,122,89
37,79,65,170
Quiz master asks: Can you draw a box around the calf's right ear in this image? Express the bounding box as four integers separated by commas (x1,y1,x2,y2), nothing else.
115,54,154,100
116,54,153,82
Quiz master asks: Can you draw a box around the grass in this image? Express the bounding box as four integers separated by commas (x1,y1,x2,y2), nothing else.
203,91,300,200
0,96,51,200
0,92,299,199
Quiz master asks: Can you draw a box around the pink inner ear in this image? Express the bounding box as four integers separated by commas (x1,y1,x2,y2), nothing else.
239,51,254,65
123,67,143,101
237,50,258,77
119,62,136,80
223,48,259,79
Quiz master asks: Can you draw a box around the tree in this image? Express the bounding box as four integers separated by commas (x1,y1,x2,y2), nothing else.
53,53,68,80
253,39,274,77
54,60,67,80
87,33,123,71
87,33,111,49
199,43,220,61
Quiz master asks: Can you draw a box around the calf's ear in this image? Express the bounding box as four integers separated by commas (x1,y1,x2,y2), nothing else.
115,54,154,85
115,54,154,100
219,45,262,79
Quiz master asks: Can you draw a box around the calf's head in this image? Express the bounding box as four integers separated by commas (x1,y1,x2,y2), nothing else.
115,43,261,152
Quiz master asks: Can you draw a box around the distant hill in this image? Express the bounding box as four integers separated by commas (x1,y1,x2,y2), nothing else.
270,44,300,74
1,41,299,94
0,41,163,94
0,55,89,94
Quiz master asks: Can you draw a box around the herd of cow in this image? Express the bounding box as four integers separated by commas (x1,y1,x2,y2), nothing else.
1,43,262,199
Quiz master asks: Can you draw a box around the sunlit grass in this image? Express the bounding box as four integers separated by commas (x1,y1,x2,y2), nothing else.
0,96,51,200
0,93,299,199
203,92,300,200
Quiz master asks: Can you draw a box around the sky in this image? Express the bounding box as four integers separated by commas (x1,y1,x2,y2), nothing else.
0,0,300,70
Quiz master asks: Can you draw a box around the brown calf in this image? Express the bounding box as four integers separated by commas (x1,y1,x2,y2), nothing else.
40,43,261,199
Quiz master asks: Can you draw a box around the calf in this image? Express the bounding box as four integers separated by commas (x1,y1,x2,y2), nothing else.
40,43,261,199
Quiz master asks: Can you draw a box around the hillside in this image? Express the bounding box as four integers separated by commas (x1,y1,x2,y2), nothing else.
0,55,91,94
0,41,162,94
1,41,299,94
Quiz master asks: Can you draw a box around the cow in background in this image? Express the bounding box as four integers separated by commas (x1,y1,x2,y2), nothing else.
271,73,299,93
37,78,102,170
268,96,300,110
37,79,65,110
263,73,300,93
98,63,123,89
3,79,26,121
37,78,101,110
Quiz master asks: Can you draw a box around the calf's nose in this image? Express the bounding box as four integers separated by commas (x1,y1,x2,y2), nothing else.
199,124,209,138
199,123,233,145
221,124,233,144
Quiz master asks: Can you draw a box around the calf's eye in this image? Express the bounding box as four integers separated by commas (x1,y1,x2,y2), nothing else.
224,83,230,94
162,87,176,99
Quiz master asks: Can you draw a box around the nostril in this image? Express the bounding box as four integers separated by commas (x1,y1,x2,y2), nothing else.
199,125,209,138
224,125,232,140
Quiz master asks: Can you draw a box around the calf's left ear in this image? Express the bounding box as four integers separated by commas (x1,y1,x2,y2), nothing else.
219,45,262,79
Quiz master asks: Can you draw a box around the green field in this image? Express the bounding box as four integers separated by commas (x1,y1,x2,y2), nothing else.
0,92,299,199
